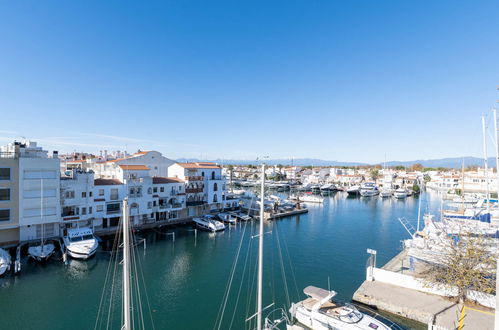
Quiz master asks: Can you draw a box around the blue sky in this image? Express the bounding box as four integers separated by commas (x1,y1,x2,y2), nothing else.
0,0,498,163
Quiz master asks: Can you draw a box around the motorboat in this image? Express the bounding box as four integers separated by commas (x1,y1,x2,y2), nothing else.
0,248,11,276
193,215,225,232
320,183,335,192
63,227,99,260
346,185,360,196
28,242,56,262
290,286,395,330
380,188,392,198
393,188,407,199
217,212,237,224
230,211,252,221
291,193,323,203
359,183,379,197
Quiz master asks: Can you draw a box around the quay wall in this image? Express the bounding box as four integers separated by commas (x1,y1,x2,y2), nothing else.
367,266,496,309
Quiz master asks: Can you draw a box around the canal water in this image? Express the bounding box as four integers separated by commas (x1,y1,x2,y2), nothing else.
0,191,442,330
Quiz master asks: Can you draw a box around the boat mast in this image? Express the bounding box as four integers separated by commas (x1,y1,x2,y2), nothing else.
122,198,131,330
493,109,499,203
417,184,422,233
482,116,490,213
257,163,265,330
461,158,465,210
41,178,44,252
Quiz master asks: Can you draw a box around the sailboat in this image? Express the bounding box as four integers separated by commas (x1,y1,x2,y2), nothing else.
28,179,55,262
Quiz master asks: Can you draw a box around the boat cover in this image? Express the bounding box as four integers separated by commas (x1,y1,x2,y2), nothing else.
303,286,336,301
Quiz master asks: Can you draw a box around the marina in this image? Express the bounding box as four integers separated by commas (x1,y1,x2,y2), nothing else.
0,188,440,329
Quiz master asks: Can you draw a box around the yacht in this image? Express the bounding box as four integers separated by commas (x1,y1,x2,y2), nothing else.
320,183,335,192
193,215,225,232
346,185,360,196
0,248,11,276
217,212,237,224
393,188,408,199
290,286,394,330
63,227,99,260
359,183,379,197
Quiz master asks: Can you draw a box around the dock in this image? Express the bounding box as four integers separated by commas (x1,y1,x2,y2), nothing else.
352,250,495,329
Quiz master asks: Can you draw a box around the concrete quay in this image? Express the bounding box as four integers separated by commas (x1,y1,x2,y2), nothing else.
352,250,495,329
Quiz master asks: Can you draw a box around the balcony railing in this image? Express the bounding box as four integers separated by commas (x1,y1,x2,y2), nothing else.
186,188,204,193
186,176,204,181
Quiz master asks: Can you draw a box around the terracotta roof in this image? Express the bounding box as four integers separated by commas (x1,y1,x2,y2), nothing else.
177,162,220,169
119,165,150,171
153,177,184,184
66,159,86,163
133,151,150,156
104,158,126,163
94,178,123,186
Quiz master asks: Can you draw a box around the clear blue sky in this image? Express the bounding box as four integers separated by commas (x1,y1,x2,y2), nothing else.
0,0,498,163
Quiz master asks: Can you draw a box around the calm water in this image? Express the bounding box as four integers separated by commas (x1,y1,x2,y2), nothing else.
0,191,442,330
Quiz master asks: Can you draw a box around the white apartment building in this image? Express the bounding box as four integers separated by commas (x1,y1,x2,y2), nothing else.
0,141,61,242
168,162,224,208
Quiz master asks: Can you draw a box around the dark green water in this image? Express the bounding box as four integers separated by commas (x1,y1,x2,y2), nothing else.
0,191,441,330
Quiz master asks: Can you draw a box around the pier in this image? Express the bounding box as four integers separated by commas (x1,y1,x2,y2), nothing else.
353,250,495,329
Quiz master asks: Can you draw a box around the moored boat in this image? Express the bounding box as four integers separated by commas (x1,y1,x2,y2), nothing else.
393,188,408,199
290,286,397,330
346,185,360,196
217,212,237,224
359,183,379,197
193,215,225,232
63,227,99,260
0,248,11,276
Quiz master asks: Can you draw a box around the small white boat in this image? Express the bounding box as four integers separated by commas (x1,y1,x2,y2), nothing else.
360,183,379,197
28,242,55,262
296,194,324,203
231,211,252,221
0,248,11,276
193,215,225,232
346,185,360,196
63,227,99,260
290,286,394,330
217,212,237,224
393,188,407,199
380,188,392,198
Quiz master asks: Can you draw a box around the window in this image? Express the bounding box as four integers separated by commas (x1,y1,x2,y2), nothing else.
89,191,93,197
96,205,103,212
153,187,157,193
0,188,10,201
106,203,120,213
153,201,157,207
201,172,204,177
0,209,10,221
213,194,218,203
148,188,152,194
110,189,119,200
213,183,218,192
160,187,164,193
81,207,87,215
211,171,215,180
0,168,10,180
130,188,135,195
65,191,75,199
82,192,86,198
89,207,93,214
148,202,152,209
99,189,104,196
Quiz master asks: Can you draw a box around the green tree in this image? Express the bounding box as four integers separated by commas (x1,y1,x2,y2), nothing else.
421,229,497,303
370,168,380,180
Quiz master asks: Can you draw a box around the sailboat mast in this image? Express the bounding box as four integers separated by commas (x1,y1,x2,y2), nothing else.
123,198,131,330
257,163,265,330
493,109,499,202
482,116,490,213
41,178,44,251
417,185,422,233
461,158,465,210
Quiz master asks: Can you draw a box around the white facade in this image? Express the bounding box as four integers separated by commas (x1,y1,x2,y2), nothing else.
7,141,62,241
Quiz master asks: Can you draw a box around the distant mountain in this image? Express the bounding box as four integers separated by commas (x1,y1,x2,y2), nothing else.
175,157,493,168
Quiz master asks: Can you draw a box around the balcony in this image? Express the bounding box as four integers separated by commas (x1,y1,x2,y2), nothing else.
186,176,204,181
186,188,203,194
